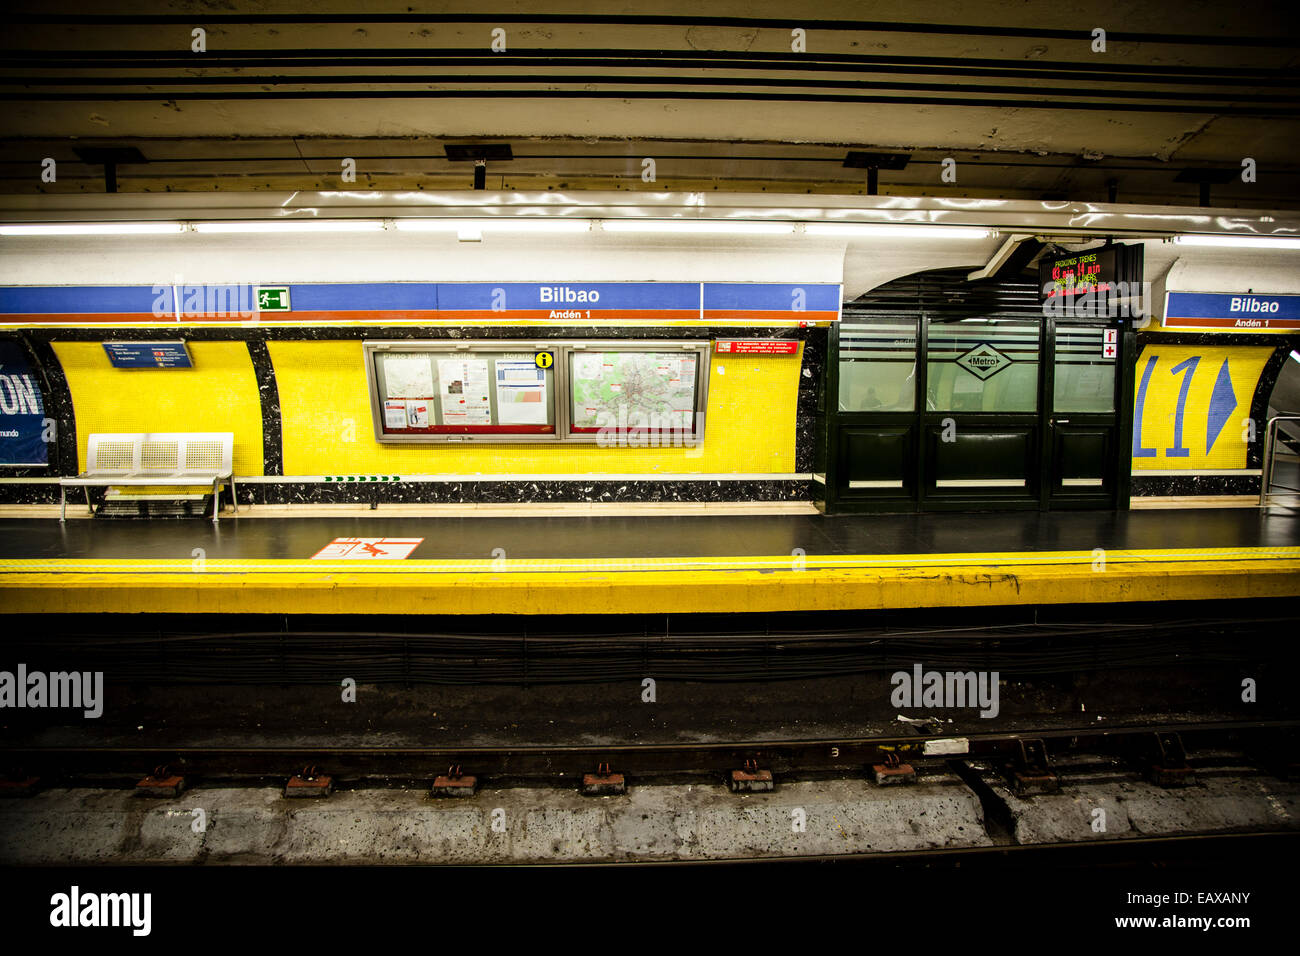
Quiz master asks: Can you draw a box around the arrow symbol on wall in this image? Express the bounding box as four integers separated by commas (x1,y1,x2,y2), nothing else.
1206,359,1237,454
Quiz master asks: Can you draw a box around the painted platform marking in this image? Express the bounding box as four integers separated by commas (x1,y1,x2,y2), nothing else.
311,537,423,560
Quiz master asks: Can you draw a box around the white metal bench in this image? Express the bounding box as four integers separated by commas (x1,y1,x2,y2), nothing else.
60,432,236,523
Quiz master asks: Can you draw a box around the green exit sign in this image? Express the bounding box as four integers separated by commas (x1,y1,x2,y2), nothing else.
256,287,291,311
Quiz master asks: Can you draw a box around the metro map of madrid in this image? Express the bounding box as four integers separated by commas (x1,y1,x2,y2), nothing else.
571,352,698,430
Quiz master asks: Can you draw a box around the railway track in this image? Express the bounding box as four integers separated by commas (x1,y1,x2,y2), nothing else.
4,718,1295,786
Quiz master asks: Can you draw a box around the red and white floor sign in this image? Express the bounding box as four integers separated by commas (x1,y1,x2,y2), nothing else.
312,537,423,560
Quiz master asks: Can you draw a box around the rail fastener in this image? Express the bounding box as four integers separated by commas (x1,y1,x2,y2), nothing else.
432,765,478,798
136,766,185,798
1010,740,1060,795
730,758,774,793
582,762,626,796
285,765,333,799
872,752,916,786
1148,733,1195,788
0,775,40,798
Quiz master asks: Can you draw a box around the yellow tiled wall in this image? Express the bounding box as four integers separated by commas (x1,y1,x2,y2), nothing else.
52,341,263,474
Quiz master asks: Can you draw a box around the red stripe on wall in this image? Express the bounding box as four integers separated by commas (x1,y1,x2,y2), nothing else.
434,309,702,320
1165,315,1300,329
0,308,838,325
0,313,170,324
384,425,556,435
702,309,839,321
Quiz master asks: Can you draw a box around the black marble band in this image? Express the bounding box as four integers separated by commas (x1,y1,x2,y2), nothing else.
245,340,283,477
1130,474,1259,497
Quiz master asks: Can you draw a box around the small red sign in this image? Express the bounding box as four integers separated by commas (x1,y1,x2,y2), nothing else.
714,340,800,355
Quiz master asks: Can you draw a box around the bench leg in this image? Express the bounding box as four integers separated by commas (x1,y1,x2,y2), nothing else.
60,485,66,522
84,487,93,516
212,479,220,523
229,475,238,516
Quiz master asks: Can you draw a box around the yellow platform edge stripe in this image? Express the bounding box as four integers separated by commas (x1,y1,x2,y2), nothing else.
0,546,1298,576
0,553,1297,615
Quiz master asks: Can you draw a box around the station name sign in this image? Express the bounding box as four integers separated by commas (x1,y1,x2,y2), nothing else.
1163,292,1300,331
0,282,843,325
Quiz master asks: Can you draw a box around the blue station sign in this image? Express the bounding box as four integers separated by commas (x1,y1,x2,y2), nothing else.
3,282,844,325
1164,292,1300,331
436,282,701,320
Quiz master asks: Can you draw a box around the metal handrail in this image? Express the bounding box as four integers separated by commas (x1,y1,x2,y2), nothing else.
1260,415,1300,507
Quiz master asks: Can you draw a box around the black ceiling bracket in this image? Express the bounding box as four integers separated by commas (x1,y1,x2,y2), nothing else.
72,146,147,194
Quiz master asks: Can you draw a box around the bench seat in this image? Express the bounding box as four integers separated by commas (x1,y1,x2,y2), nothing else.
60,432,236,522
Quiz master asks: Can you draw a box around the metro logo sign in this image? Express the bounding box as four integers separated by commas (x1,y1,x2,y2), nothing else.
955,343,1012,380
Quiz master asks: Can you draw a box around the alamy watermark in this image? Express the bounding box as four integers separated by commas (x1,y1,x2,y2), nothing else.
1041,280,1152,322
50,886,150,936
595,409,703,448
0,664,103,717
890,663,1000,718
150,281,276,319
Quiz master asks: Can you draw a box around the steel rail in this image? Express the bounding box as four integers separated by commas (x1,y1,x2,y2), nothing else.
4,719,1294,780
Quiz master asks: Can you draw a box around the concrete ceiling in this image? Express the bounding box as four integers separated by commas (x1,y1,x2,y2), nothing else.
2,1,1298,206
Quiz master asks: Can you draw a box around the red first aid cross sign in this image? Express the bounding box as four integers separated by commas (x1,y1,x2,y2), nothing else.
312,537,423,559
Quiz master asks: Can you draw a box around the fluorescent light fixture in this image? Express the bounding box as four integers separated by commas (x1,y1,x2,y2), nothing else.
804,223,992,239
192,220,385,234
394,219,591,233
600,220,797,235
1173,234,1300,249
0,222,187,236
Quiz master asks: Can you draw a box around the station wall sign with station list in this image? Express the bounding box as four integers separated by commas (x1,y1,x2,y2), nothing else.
102,341,193,369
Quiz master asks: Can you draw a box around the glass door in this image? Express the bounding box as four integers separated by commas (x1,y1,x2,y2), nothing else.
832,319,919,506
825,298,1132,513
919,316,1042,508
1045,321,1123,508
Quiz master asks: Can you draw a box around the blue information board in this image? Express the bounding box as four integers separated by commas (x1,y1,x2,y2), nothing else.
103,341,193,369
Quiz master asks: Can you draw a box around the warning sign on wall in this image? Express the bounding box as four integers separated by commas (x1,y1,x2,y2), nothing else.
311,537,423,559
714,340,800,355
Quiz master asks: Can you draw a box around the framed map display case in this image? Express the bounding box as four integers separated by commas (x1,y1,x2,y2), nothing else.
564,341,710,445
364,340,710,445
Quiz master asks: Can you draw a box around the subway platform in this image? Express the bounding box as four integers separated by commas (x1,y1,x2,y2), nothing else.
0,506,1296,615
